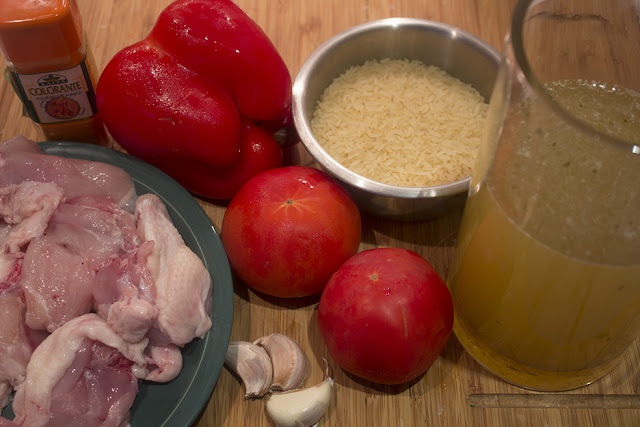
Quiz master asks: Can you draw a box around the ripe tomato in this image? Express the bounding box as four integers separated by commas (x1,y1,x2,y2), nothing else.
317,248,453,385
221,166,361,298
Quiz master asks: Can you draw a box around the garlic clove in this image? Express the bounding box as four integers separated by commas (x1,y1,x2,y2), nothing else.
266,377,334,427
224,341,273,398
254,333,307,391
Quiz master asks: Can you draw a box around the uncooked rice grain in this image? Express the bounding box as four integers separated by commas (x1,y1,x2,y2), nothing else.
311,58,489,187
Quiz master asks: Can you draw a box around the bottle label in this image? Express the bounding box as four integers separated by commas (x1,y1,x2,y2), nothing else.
9,57,98,124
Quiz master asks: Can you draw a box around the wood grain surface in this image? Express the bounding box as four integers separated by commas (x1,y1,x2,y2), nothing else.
1,1,638,426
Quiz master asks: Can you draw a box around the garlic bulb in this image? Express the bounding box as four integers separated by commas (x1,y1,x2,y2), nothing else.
254,333,307,391
224,341,273,398
266,377,334,427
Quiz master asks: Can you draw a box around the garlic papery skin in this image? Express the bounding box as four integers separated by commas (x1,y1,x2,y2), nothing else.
266,377,334,427
224,341,273,398
254,333,307,391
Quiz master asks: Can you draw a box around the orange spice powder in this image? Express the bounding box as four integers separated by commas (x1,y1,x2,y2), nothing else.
0,0,107,144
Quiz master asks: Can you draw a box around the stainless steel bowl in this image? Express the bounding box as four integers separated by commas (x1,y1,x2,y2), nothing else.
292,18,500,221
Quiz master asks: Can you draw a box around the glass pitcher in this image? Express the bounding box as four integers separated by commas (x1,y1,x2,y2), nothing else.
447,0,640,391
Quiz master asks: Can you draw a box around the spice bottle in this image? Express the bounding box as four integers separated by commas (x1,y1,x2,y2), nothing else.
0,0,107,144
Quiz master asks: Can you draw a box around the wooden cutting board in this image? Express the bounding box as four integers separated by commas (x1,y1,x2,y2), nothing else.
0,1,638,426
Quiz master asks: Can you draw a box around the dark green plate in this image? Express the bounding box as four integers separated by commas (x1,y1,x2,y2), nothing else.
1,142,233,427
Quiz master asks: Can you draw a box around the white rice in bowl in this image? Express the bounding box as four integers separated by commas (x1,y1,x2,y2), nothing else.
311,58,489,187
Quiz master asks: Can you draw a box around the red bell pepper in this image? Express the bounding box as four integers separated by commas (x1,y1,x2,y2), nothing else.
96,0,290,199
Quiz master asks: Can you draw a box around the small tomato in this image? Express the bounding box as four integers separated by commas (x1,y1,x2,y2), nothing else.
317,248,453,385
221,166,361,298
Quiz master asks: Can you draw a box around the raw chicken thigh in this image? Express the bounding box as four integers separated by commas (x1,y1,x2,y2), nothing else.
93,240,156,344
0,137,214,426
11,314,148,427
0,135,136,212
0,181,66,254
19,195,143,333
135,193,213,346
133,193,213,382
21,235,96,332
0,181,66,289
45,196,141,270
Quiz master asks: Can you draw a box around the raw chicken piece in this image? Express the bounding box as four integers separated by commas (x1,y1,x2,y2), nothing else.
143,340,183,383
0,182,68,375
135,193,213,346
21,235,95,332
107,296,156,344
44,341,138,427
0,254,49,410
0,282,31,410
0,181,66,254
0,181,66,288
92,236,182,383
19,194,144,333
93,240,156,343
0,135,137,212
0,257,20,296
0,136,41,156
11,314,147,427
45,196,140,270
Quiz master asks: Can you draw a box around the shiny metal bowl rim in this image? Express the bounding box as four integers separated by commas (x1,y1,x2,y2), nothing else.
292,17,501,200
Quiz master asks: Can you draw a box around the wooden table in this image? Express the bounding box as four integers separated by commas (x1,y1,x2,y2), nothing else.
1,1,639,426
